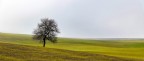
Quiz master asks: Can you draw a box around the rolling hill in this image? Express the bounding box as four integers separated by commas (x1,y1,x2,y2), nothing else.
0,42,134,61
0,32,144,61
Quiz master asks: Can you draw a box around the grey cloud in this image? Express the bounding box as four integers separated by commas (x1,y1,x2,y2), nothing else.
0,0,144,38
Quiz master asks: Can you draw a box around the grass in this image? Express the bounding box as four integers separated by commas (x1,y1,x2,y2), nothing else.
0,43,135,61
0,32,144,61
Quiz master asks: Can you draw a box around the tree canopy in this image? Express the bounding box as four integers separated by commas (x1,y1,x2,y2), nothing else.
33,18,59,47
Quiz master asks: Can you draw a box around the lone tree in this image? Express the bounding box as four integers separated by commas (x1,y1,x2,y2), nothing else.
33,18,59,47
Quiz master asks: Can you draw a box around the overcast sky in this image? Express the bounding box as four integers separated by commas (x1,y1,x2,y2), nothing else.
0,0,144,38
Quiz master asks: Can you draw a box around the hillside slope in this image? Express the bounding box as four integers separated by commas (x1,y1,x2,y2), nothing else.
0,42,135,61
0,33,144,60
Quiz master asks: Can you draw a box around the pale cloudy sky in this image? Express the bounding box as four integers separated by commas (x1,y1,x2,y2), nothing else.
0,0,144,38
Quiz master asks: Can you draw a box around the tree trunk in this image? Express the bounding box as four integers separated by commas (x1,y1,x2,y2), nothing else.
43,37,46,47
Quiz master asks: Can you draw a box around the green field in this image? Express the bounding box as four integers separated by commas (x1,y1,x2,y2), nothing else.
0,33,144,61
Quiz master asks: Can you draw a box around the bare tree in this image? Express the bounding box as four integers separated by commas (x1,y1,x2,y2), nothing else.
33,18,59,47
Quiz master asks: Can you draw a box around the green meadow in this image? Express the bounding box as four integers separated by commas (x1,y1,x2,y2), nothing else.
0,33,144,61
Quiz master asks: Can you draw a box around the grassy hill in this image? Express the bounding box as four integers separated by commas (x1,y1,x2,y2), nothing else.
0,42,134,61
0,33,144,61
